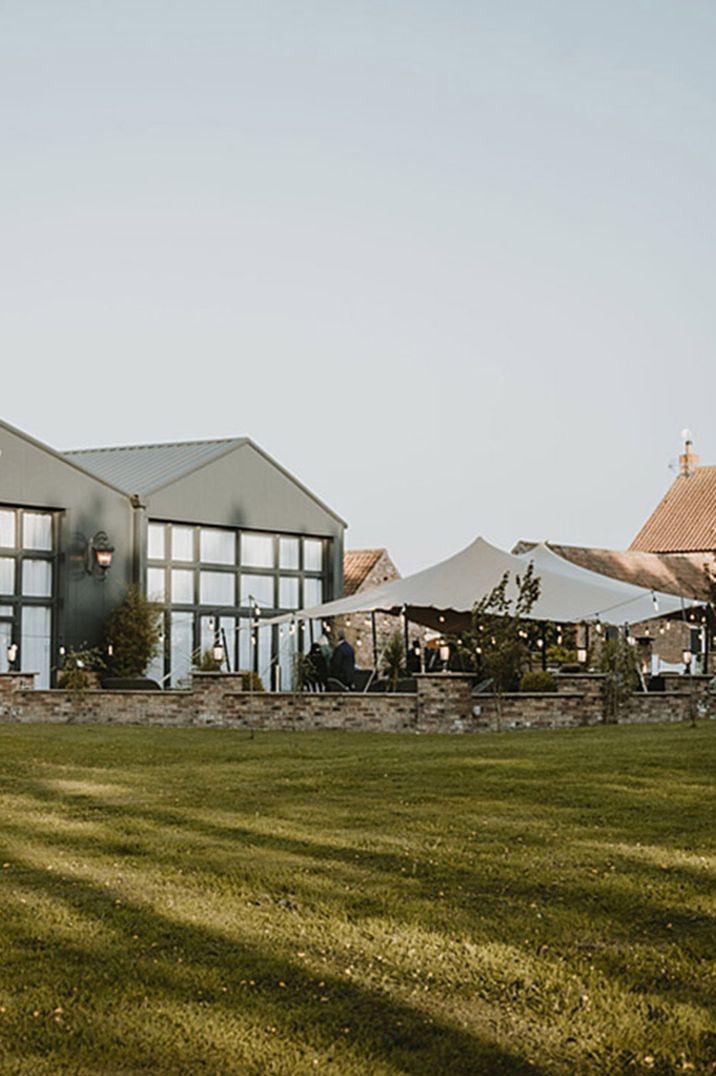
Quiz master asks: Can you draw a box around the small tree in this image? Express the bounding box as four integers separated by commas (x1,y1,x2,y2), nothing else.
599,636,640,723
104,586,162,678
382,632,405,692
466,564,541,729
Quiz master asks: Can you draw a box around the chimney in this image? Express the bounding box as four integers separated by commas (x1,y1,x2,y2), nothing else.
679,428,700,477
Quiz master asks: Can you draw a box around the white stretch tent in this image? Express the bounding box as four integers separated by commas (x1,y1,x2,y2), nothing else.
267,537,693,631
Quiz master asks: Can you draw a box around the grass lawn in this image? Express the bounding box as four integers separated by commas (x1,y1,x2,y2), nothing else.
0,722,714,1075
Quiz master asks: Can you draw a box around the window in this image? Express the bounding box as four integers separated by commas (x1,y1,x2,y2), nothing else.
22,513,53,551
303,577,323,607
200,528,235,566
148,524,166,560
170,612,194,688
279,577,299,609
171,569,194,604
279,537,299,570
147,568,166,602
241,533,274,568
146,518,330,690
22,560,52,598
304,539,323,572
0,559,15,596
0,506,56,688
171,526,194,562
21,606,52,689
241,574,274,608
0,511,15,548
200,571,235,606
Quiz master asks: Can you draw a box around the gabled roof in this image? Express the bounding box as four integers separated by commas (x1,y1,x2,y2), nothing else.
514,540,713,600
0,416,130,497
65,439,241,496
64,437,347,525
630,466,716,553
344,549,390,595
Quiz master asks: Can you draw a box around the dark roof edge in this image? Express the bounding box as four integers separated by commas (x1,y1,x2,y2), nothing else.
0,417,133,500
137,437,348,528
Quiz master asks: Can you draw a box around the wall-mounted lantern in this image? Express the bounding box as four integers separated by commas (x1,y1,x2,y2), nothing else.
88,531,114,577
577,646,588,665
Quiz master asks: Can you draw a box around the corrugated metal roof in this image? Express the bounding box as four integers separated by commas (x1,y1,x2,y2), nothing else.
64,439,243,495
630,466,716,553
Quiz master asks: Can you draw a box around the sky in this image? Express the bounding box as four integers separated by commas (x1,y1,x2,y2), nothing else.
1,1,715,574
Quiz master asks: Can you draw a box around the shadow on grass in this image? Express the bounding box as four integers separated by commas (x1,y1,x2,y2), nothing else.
2,786,714,1014
0,858,544,1076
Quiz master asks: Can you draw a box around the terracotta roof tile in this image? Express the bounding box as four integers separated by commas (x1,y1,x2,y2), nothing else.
543,543,714,600
343,549,386,596
630,466,716,553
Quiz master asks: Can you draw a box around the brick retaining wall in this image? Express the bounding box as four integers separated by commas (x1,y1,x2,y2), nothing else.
0,672,712,733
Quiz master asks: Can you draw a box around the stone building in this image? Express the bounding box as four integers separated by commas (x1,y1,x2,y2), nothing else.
515,433,716,673
331,549,403,668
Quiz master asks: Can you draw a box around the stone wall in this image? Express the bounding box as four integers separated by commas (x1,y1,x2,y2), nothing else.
0,672,712,734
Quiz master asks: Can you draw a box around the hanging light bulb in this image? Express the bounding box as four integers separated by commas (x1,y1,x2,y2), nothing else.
652,592,659,613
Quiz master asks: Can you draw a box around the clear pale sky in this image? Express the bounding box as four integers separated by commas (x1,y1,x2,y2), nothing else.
2,1,714,574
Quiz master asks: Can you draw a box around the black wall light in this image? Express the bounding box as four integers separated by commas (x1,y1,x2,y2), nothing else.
88,531,115,577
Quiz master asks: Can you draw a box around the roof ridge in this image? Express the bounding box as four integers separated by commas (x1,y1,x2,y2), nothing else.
64,436,236,454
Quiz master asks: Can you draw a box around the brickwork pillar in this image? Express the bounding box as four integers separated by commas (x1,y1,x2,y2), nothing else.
415,673,475,733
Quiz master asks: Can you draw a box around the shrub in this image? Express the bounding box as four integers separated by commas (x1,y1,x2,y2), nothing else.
57,646,105,691
519,670,557,693
105,586,162,678
196,648,222,672
239,670,264,692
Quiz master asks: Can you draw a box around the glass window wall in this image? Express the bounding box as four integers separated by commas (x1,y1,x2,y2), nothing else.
0,506,57,688
147,520,331,689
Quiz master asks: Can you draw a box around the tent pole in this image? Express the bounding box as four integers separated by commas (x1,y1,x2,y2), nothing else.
541,623,547,671
371,612,378,670
403,606,410,671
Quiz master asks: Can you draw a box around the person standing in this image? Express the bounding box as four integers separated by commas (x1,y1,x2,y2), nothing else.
329,631,355,689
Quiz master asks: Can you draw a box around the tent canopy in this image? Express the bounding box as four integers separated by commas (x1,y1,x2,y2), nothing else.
267,537,694,631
